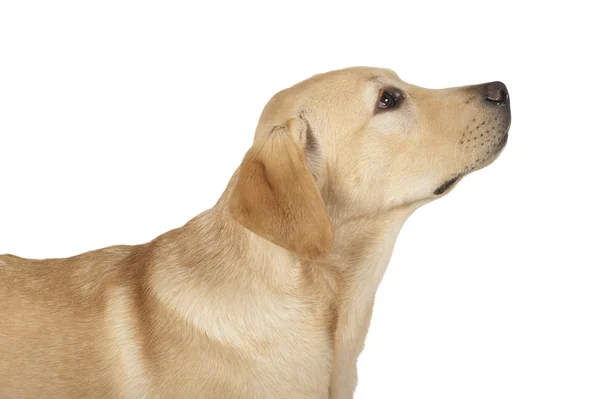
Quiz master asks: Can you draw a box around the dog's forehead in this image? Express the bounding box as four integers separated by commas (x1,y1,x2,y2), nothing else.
259,67,403,126
305,66,401,88
274,67,404,107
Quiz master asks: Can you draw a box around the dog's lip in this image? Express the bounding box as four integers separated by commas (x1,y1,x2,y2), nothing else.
434,175,462,195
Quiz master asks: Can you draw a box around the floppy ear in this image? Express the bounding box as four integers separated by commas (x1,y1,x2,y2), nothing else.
228,118,333,260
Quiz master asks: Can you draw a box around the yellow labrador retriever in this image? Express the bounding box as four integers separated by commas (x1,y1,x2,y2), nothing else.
0,67,510,398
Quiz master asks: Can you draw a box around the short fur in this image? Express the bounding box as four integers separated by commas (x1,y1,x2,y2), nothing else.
0,67,510,398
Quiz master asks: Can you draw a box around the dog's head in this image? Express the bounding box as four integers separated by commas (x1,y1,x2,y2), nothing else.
229,67,511,259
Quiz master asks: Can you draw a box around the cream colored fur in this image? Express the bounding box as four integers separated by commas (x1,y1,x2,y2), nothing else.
0,67,510,398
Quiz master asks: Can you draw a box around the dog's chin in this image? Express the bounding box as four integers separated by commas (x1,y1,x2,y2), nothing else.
468,131,509,172
434,131,508,197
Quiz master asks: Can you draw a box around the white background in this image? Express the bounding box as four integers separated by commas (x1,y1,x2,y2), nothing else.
1,1,598,398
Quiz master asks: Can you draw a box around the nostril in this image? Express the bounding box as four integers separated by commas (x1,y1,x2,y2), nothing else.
485,81,509,105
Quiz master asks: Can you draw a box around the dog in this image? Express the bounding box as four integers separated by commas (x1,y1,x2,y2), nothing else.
0,67,511,398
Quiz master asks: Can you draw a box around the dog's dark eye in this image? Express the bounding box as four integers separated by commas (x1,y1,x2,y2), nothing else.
377,89,402,110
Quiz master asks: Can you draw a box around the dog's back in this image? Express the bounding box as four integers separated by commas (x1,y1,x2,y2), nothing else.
0,246,143,397
0,216,334,398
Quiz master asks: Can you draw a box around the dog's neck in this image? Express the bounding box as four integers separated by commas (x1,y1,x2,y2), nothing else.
151,171,417,379
179,172,419,299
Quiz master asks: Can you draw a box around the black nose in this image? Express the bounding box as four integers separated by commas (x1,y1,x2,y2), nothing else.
484,81,509,105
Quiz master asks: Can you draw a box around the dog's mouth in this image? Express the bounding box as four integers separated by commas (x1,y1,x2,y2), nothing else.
434,175,462,195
